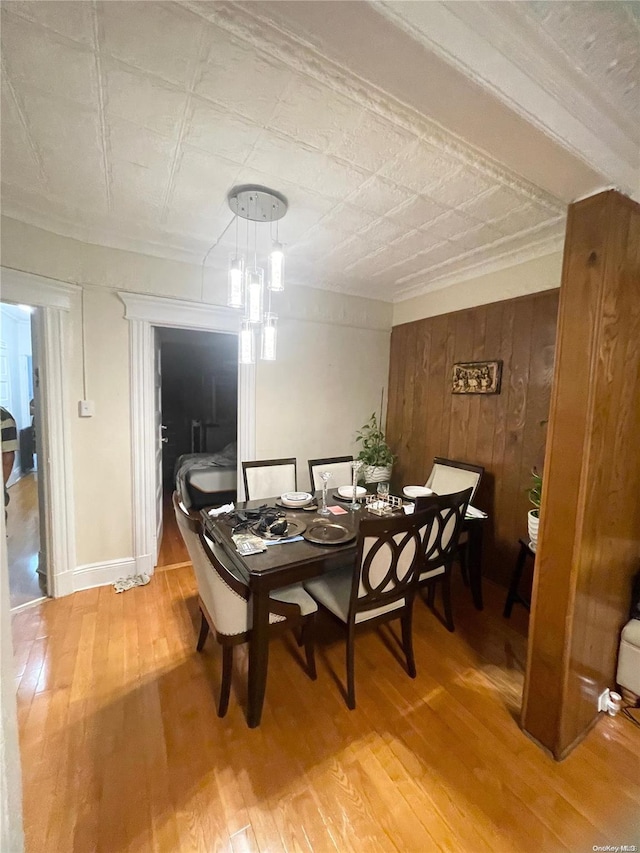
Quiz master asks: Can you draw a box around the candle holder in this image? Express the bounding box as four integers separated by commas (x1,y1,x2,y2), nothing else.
318,471,331,516
350,460,363,511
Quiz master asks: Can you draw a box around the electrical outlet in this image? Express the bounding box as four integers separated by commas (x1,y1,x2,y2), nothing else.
597,688,610,713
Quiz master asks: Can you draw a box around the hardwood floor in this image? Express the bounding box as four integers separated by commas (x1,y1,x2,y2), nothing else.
7,472,45,609
12,566,640,852
156,489,189,569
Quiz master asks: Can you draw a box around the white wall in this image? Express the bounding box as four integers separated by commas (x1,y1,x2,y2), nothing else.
256,317,391,493
392,251,563,326
70,288,133,565
1,216,392,576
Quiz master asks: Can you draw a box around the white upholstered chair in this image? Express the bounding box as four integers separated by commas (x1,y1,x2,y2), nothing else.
308,456,354,492
425,457,484,584
414,487,473,632
242,458,297,501
304,507,438,709
173,493,317,718
425,457,483,503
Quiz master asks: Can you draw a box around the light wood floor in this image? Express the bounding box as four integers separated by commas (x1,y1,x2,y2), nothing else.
7,472,45,609
12,563,640,852
156,489,189,569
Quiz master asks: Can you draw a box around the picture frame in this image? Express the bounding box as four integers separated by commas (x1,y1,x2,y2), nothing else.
451,360,502,395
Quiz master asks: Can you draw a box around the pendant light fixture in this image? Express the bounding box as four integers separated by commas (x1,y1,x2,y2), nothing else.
227,185,288,364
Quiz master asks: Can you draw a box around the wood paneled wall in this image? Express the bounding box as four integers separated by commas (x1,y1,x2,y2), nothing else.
386,290,559,587
522,190,640,759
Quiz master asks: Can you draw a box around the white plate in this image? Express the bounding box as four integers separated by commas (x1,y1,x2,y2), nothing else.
280,491,313,507
337,485,366,499
403,485,433,499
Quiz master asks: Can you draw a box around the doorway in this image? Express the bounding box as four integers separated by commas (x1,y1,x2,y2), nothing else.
1,302,47,608
156,327,238,568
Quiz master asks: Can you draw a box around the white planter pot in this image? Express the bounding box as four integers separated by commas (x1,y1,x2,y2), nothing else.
363,465,392,485
528,510,540,551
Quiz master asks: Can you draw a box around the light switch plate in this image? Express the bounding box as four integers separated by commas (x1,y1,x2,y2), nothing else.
78,400,95,417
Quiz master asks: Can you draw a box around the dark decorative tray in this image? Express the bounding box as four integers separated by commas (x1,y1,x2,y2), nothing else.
303,522,356,546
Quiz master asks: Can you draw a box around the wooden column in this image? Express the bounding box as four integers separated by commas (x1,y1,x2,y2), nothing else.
522,190,640,759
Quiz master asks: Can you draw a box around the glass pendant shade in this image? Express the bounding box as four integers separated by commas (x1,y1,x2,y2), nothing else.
226,186,288,365
260,313,278,361
269,243,285,292
227,257,244,308
246,268,264,325
239,320,255,365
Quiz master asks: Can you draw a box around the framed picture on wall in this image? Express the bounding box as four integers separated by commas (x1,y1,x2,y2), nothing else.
451,360,502,394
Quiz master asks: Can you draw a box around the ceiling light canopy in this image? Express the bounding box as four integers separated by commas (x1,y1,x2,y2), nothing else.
227,185,288,365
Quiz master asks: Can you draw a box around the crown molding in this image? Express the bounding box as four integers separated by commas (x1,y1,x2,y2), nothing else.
376,1,638,195
393,227,566,303
1,200,209,266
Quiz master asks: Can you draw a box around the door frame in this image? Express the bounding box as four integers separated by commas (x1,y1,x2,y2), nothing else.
118,293,254,573
1,268,78,598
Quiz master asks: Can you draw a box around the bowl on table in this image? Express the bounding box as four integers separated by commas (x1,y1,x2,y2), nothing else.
337,485,366,499
280,491,313,508
402,486,434,499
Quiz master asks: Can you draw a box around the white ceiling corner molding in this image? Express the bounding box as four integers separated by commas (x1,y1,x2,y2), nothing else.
375,1,639,196
1,201,209,268
393,229,566,303
0,267,80,309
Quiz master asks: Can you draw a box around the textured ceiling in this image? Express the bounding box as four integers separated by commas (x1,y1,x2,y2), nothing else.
1,1,637,302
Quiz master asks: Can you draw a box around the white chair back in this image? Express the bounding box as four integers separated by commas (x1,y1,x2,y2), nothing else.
309,458,354,491
426,460,482,502
173,498,251,636
243,459,297,501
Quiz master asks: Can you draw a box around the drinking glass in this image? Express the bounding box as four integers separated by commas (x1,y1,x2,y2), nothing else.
377,481,389,505
350,461,363,511
318,471,331,516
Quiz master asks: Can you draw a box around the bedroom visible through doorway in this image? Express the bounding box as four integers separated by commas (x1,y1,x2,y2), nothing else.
156,327,238,568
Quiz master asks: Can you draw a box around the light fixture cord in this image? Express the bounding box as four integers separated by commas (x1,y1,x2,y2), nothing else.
200,212,236,302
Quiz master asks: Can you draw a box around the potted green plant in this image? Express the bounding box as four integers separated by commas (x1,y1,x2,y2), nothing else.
355,410,396,485
527,468,542,550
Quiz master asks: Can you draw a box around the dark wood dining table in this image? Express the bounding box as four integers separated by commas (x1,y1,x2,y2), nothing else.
201,492,486,727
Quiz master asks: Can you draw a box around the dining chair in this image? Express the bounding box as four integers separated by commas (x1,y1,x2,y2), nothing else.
424,457,484,584
303,507,438,710
414,487,473,632
308,456,354,492
172,493,317,718
425,457,483,502
242,457,297,501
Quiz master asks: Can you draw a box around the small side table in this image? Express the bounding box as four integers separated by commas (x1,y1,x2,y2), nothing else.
503,538,535,618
